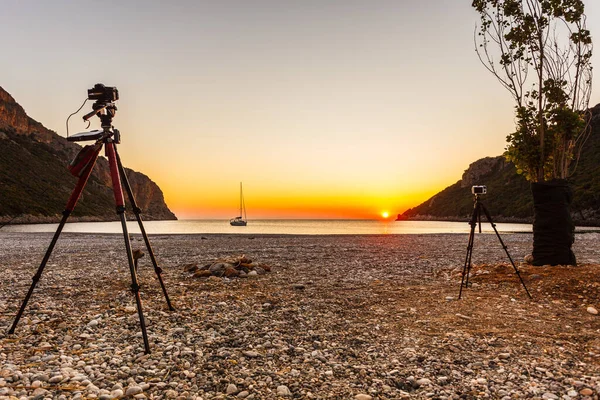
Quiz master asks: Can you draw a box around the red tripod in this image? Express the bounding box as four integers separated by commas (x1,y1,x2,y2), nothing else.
8,99,173,354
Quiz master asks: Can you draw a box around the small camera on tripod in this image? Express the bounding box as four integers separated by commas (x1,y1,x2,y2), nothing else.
471,185,487,195
87,83,119,103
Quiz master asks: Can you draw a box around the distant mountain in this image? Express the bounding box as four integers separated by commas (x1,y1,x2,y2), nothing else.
0,86,176,224
400,103,600,225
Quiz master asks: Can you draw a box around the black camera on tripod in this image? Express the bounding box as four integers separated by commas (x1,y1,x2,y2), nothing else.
67,83,120,143
87,83,119,103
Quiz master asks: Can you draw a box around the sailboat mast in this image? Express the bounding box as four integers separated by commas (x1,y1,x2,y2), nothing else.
242,184,247,220
239,182,243,217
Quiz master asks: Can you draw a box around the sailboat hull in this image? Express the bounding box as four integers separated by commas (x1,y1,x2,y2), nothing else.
230,218,247,226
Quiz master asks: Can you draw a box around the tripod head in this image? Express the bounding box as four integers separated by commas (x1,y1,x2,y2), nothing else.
68,83,120,143
82,101,117,129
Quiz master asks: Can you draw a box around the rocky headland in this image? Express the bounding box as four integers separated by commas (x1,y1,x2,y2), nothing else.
0,85,176,224
401,104,600,226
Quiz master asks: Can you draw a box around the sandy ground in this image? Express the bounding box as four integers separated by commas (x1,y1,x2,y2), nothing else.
0,231,599,399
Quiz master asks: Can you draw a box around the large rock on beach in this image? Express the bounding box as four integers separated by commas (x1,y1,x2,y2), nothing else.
182,263,198,273
193,270,212,278
209,263,227,277
224,266,240,278
185,254,273,279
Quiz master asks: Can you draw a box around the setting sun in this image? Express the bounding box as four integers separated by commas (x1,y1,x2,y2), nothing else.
381,211,390,219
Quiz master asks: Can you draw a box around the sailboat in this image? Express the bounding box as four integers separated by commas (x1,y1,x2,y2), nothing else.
229,182,247,226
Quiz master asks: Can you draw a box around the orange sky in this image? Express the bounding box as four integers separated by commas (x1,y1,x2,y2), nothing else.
2,1,600,219
169,183,443,220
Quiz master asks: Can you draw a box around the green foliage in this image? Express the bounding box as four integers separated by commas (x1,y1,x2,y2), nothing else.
473,0,593,182
505,106,541,181
505,105,587,181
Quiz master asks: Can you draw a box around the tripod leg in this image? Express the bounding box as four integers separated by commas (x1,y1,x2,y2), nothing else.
480,204,532,299
114,147,174,311
464,227,475,289
459,223,476,299
459,203,479,299
9,147,101,334
9,212,69,334
106,141,151,354
465,203,482,288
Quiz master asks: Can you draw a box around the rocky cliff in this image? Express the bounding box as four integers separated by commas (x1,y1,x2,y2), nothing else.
0,85,176,223
401,103,600,225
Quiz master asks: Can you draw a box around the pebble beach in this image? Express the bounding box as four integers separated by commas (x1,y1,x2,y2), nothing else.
0,231,599,399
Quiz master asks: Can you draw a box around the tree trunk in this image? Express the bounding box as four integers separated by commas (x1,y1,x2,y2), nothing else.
531,180,576,266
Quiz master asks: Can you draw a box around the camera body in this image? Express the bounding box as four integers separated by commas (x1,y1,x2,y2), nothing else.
87,83,119,103
472,185,487,195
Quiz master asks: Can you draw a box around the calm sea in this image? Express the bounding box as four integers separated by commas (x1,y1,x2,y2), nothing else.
2,219,596,235
0,219,550,235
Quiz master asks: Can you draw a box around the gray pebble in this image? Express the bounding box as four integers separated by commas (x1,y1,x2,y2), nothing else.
276,385,292,397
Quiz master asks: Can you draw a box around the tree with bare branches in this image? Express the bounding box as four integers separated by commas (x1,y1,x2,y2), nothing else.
472,0,593,265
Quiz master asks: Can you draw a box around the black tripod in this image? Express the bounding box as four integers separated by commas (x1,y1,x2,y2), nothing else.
8,91,174,354
459,194,532,299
